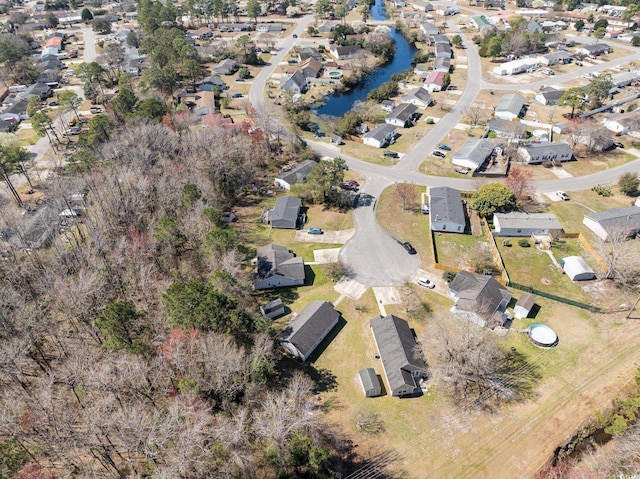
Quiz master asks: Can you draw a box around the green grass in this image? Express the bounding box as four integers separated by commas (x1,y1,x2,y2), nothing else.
433,232,490,270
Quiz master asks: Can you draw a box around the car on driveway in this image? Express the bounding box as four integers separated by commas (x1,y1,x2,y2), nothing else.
402,241,417,254
556,191,570,201
432,150,446,158
437,144,451,151
384,151,399,158
417,277,435,289
613,141,624,148
62,127,80,136
89,107,102,114
231,93,243,98
345,179,359,187
48,100,59,106
307,227,323,235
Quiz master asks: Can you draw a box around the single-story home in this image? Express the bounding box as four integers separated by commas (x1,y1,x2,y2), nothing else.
199,75,226,91
358,368,382,397
487,118,527,138
534,87,565,106
517,142,573,164
0,100,29,122
256,23,283,32
329,45,363,61
435,43,451,59
561,256,596,281
575,43,610,57
448,271,513,328
260,298,286,319
363,123,397,148
433,56,451,73
268,196,302,229
217,23,253,32
381,100,396,112
213,59,239,75
370,314,426,397
493,212,564,237
492,57,541,76
281,71,308,94
19,83,51,101
602,110,640,135
582,206,640,241
431,34,450,45
428,186,466,233
471,15,492,29
419,22,438,37
452,139,494,171
422,71,446,92
514,293,535,319
612,71,639,88
299,46,323,62
279,300,340,361
401,87,433,109
274,160,318,190
298,58,323,79
539,50,573,66
494,93,525,121
254,244,306,290
385,102,419,127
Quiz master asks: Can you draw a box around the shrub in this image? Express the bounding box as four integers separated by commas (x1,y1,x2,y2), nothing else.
592,184,612,196
518,239,531,247
618,172,640,196
425,117,434,124
543,160,553,168
442,270,457,283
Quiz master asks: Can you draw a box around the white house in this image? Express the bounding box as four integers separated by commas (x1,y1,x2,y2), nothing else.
493,212,563,237
452,139,494,171
582,206,640,241
494,93,525,121
363,123,397,148
423,71,445,92
514,293,535,319
385,103,419,127
492,57,541,76
400,87,433,108
602,110,640,135
428,186,466,233
517,142,573,164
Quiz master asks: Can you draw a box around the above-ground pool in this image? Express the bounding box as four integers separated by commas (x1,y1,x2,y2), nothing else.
328,71,343,79
528,324,558,348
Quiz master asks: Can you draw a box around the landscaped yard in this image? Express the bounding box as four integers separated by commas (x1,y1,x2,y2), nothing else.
433,229,492,271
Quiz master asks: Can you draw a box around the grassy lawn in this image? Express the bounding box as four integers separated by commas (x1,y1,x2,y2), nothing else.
434,230,491,271
15,127,40,146
561,150,637,176
375,183,433,269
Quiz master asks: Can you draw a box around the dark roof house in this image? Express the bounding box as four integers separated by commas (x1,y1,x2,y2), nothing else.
274,160,318,190
370,314,426,397
213,58,239,75
385,102,419,128
279,301,340,361
448,271,513,328
583,206,640,241
428,186,466,233
268,196,302,229
254,244,306,290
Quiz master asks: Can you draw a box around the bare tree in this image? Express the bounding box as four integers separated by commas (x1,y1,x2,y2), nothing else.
596,226,640,288
465,104,488,127
394,182,416,211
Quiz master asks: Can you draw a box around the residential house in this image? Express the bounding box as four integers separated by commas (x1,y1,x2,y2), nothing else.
514,293,535,319
0,119,15,133
539,51,573,66
527,20,543,33
611,71,639,88
576,126,614,152
381,100,396,112
487,118,527,138
37,70,61,86
428,186,466,233
452,139,494,171
279,301,340,361
423,71,446,92
187,27,212,39
534,87,565,106
298,58,323,79
493,212,564,237
414,0,434,11
213,59,239,75
275,160,317,190
358,368,382,397
261,298,286,319
575,43,610,57
448,271,513,327
370,314,426,397
40,46,59,58
123,57,145,76
494,93,526,121
492,57,541,76
217,23,253,32
517,142,573,164
329,45,363,61
435,43,452,59
541,20,568,31
431,34,450,45
299,46,324,62
560,256,596,281
0,100,29,122
602,110,640,135
582,206,640,241
385,103,419,127
433,56,451,73
254,244,306,290
39,58,63,70
471,15,492,30
201,113,239,132
401,87,433,108
198,75,226,91
268,196,302,230
363,123,397,148
419,22,439,37
414,63,430,75
316,22,336,33
8,206,58,251
281,71,308,94
393,0,407,7
20,83,51,101
256,23,283,32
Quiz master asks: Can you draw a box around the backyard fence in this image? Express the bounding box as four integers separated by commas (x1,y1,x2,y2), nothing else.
507,281,608,313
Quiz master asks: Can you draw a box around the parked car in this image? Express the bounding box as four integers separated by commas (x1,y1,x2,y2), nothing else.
421,203,430,214
556,191,570,201
384,151,399,158
292,34,298,38
432,150,446,158
454,166,470,174
62,127,80,136
575,60,583,66
307,227,323,235
417,277,435,289
542,69,555,76
89,107,102,114
345,179,359,187
235,78,245,82
437,144,451,151
401,241,417,255
615,64,625,70
341,181,357,191
231,93,243,98
48,100,59,106
288,59,298,64
613,141,624,148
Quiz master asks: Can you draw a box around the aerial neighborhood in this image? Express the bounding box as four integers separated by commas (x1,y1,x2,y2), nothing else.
1,0,640,476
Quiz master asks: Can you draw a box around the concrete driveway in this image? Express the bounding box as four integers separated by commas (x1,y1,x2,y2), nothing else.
294,228,355,243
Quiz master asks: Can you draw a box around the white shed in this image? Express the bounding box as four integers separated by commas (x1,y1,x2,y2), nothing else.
561,256,596,281
358,368,382,397
514,293,535,319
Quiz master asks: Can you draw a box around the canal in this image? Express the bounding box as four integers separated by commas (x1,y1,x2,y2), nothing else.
313,0,417,117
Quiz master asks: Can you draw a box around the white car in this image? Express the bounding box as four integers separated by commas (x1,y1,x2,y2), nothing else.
417,277,435,289
556,191,570,201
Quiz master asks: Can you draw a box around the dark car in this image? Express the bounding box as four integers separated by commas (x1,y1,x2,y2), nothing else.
432,150,446,158
384,151,399,158
231,93,243,98
402,241,417,254
613,141,624,148
89,107,102,114
292,34,298,38
437,144,451,151
48,100,59,107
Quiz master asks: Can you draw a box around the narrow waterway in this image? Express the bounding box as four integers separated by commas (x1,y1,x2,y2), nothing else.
313,0,416,117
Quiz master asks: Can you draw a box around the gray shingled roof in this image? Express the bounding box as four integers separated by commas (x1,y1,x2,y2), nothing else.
453,139,493,168
277,161,317,187
584,206,640,232
448,271,512,321
495,93,525,116
494,212,563,230
270,196,301,224
280,301,339,358
370,315,425,393
515,292,535,311
256,243,305,280
518,142,573,160
358,368,380,393
364,123,397,142
401,87,432,105
537,87,565,103
386,102,418,122
429,186,465,226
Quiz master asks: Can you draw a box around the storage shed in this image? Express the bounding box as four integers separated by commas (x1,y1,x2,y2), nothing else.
358,368,382,397
514,293,535,319
561,256,596,281
260,298,286,319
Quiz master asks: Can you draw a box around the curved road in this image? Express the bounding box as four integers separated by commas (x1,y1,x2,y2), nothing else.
249,16,640,286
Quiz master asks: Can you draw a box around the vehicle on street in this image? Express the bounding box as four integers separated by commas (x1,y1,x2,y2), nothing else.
556,191,570,201
417,277,435,289
384,151,399,158
341,181,357,191
454,166,470,174
575,60,583,66
542,69,555,76
615,64,624,70
48,101,59,106
89,107,102,114
432,150,446,158
438,144,451,150
292,34,298,38
231,93,243,98
307,227,323,235
402,241,417,255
